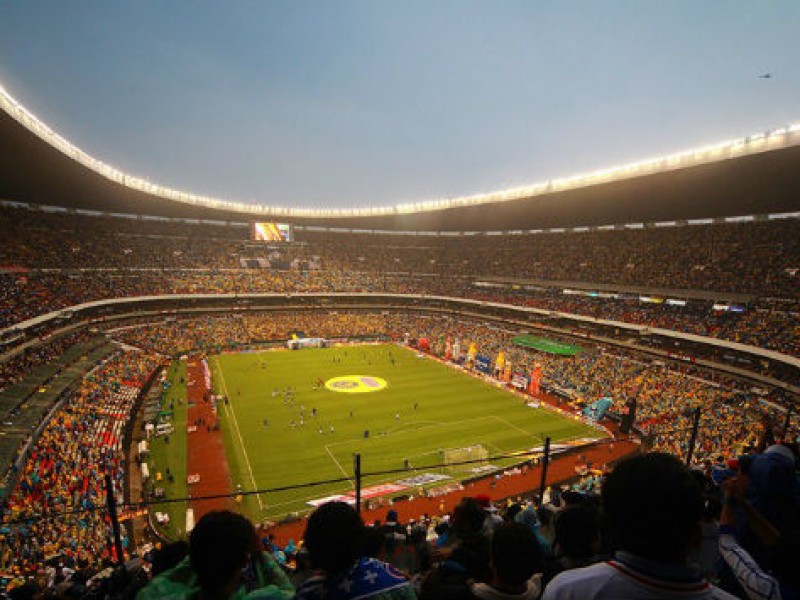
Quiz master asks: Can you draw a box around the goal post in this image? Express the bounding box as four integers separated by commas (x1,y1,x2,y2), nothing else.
441,444,489,473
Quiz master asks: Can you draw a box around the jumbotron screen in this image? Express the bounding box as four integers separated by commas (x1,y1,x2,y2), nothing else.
250,222,293,242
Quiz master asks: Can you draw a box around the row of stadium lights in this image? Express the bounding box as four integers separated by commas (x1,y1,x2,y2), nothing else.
2,82,800,218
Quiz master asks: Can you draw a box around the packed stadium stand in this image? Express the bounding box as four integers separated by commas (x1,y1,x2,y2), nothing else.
0,87,797,598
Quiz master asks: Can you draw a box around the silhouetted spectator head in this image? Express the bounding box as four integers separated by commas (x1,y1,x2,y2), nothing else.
601,452,703,563
561,490,587,507
491,522,544,587
537,506,553,527
748,444,799,532
363,526,385,558
750,444,797,492
446,497,493,581
151,540,189,577
8,582,39,600
503,502,523,522
189,511,257,597
554,504,601,559
475,494,494,512
452,497,486,537
304,501,364,575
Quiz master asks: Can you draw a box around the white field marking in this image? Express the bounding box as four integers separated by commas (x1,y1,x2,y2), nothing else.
213,357,265,511
262,486,354,513
493,415,532,437
482,441,506,455
404,439,502,465
322,415,498,449
325,415,526,475
383,420,441,435
324,444,355,489
403,448,444,461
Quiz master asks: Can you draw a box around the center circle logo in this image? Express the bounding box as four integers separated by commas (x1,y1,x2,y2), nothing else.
330,380,358,390
325,375,388,394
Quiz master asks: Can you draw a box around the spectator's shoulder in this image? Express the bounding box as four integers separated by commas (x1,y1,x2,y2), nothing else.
135,558,196,600
135,577,191,600
541,562,615,600
542,560,738,600
293,574,327,600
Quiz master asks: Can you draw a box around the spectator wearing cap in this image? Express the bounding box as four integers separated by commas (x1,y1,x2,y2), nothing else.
513,503,552,557
380,510,407,548
746,444,799,535
376,509,411,571
542,453,737,599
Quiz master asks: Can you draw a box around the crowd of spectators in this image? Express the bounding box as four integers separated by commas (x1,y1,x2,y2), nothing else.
1,205,797,296
0,206,244,271
0,349,161,584
0,270,433,329
300,219,800,296
0,331,92,393
108,313,390,355
2,269,797,360
1,205,798,363
6,444,796,599
469,290,800,357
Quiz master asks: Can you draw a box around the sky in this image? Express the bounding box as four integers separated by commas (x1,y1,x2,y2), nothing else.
1,1,799,209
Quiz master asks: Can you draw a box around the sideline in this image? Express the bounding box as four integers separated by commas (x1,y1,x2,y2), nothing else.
213,357,265,511
323,445,355,489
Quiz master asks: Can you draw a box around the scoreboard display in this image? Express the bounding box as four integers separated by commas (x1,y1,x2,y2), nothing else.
250,222,293,242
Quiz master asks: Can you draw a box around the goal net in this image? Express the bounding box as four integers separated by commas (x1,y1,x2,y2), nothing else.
441,444,489,473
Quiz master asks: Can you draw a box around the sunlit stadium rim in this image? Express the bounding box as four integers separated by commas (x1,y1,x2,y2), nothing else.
2,81,800,218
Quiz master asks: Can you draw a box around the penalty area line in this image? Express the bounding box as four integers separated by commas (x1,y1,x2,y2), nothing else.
492,415,531,437
323,415,498,449
324,444,355,490
214,357,265,511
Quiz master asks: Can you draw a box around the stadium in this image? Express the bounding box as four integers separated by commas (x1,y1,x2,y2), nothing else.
0,23,799,600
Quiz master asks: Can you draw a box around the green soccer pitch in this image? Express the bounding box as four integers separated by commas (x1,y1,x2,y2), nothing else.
209,343,603,521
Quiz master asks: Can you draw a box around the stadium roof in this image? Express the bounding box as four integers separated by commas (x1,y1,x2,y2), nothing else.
2,84,800,232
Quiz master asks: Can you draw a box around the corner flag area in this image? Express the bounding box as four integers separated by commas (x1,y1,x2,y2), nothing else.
208,344,602,521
